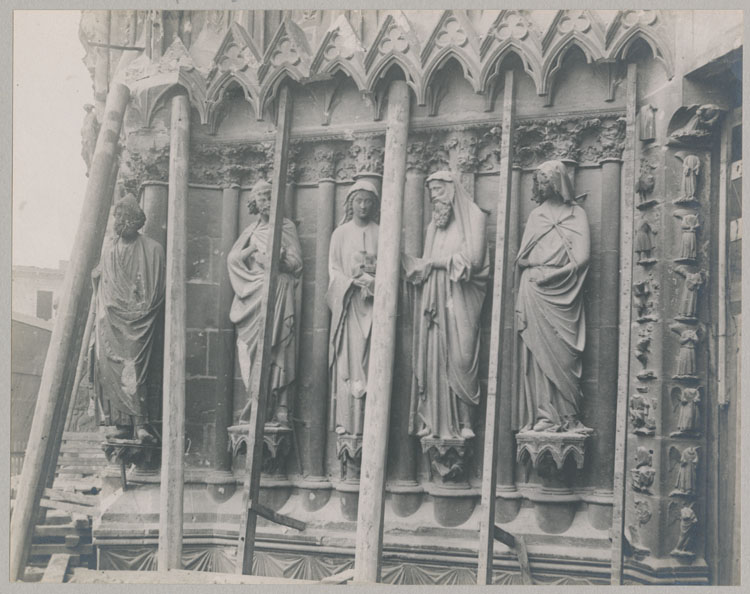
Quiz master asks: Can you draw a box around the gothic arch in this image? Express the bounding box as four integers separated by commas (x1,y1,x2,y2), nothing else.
479,41,543,97
420,46,481,106
609,26,674,79
205,76,257,134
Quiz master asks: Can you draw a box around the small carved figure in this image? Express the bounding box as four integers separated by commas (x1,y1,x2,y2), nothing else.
671,104,722,142
635,161,656,206
671,446,699,496
635,331,650,368
327,180,380,438
635,221,656,264
675,154,701,203
81,103,99,176
228,180,303,427
671,387,701,436
513,160,592,434
673,212,701,262
90,196,165,443
639,105,656,141
629,394,656,435
405,170,489,441
670,323,701,378
672,505,698,556
631,446,655,493
674,266,706,319
633,280,655,321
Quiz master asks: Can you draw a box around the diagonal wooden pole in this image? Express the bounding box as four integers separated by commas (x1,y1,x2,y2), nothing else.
157,90,191,571
236,84,293,575
477,68,515,585
353,78,410,584
9,47,139,582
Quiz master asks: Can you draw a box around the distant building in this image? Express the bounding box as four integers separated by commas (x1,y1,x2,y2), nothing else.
12,261,68,321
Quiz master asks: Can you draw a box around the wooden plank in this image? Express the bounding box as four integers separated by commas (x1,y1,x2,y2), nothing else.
34,525,88,538
31,544,93,556
477,68,515,585
41,554,71,583
492,524,516,548
250,501,306,531
70,568,318,585
62,432,103,442
64,534,81,547
320,569,355,584
44,488,97,506
158,92,190,571
54,466,104,475
353,79,410,585
236,84,293,575
39,498,95,516
22,567,45,582
610,62,637,585
515,535,532,585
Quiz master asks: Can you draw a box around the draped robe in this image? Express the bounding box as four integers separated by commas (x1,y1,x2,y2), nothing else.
514,202,590,431
227,218,302,422
410,196,489,440
92,234,165,426
327,220,379,435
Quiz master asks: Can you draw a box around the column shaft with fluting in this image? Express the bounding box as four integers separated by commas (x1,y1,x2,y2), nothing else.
353,80,410,583
158,92,190,571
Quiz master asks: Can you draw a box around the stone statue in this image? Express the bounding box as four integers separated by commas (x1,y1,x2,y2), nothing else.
90,195,165,443
327,180,380,437
81,103,99,176
672,446,699,496
514,160,592,434
676,154,701,203
672,387,701,436
635,221,656,263
672,505,698,556
674,266,706,319
404,170,489,441
670,323,700,378
670,104,722,142
227,179,303,427
673,212,700,262
635,160,656,206
639,104,656,141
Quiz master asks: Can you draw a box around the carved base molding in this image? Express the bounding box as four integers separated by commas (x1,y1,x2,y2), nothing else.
227,422,293,479
420,436,473,488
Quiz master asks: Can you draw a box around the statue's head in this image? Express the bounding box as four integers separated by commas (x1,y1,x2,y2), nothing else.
247,179,272,218
532,160,575,205
344,180,380,224
113,194,146,240
426,170,455,229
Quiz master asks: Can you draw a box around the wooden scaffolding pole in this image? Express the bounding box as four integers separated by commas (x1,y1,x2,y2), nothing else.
477,68,515,585
157,91,191,570
9,49,138,582
610,62,637,584
353,79,410,584
236,84,293,574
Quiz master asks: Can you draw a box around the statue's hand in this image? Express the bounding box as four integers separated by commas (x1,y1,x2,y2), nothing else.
354,272,375,294
517,257,530,270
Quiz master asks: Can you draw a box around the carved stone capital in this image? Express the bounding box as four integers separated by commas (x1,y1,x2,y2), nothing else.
349,136,385,176
420,436,472,486
337,434,363,482
313,147,338,180
515,431,587,472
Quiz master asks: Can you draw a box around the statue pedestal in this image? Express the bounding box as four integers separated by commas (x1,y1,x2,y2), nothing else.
227,423,293,511
335,434,363,520
516,431,588,534
420,436,475,527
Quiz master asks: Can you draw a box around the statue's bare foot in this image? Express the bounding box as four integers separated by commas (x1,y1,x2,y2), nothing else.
460,427,476,439
567,419,594,434
335,425,347,435
135,427,157,444
104,425,130,439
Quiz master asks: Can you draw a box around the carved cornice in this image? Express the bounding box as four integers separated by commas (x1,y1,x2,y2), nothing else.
349,136,385,176
513,113,626,167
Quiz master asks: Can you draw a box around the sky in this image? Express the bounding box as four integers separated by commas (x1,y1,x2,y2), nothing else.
13,11,91,269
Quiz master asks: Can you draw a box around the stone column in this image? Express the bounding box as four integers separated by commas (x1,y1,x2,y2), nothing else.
142,182,168,247
210,185,239,488
298,148,336,511
353,80,410,584
585,157,622,529
158,91,190,571
387,141,426,517
495,164,523,523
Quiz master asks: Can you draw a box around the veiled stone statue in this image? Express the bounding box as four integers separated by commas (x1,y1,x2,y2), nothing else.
327,180,380,437
405,170,489,441
228,179,303,427
91,195,165,443
514,160,592,434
